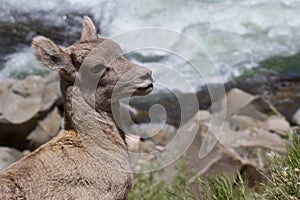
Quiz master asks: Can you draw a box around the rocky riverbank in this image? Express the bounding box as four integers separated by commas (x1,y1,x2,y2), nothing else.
0,72,61,151
144,88,292,191
0,68,299,192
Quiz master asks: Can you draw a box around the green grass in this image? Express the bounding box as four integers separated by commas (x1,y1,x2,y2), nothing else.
197,173,252,200
128,158,252,200
129,131,300,199
263,132,300,200
128,159,195,200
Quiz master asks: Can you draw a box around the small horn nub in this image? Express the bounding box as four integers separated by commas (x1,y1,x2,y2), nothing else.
80,16,97,42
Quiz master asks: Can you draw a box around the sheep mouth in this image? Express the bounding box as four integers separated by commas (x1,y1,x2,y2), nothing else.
134,83,153,95
137,83,153,90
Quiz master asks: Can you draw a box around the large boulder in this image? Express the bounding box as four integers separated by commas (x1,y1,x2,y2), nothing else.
222,122,287,153
0,75,44,124
212,88,291,136
0,73,61,149
0,73,60,124
212,88,279,120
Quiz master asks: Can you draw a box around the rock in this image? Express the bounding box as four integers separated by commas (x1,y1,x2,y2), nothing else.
220,88,258,118
219,119,287,162
212,87,291,138
127,88,291,196
127,122,176,156
40,72,61,112
27,107,62,149
129,91,199,127
0,74,61,149
150,124,176,146
130,123,176,139
230,115,290,137
0,76,45,124
0,147,23,170
0,11,93,57
212,88,279,120
138,141,158,153
151,130,173,146
153,94,288,188
233,67,300,122
292,108,300,125
190,136,247,181
129,122,177,148
0,73,60,124
240,164,266,191
229,115,264,131
230,127,287,153
156,118,249,183
198,110,211,122
263,116,291,137
0,116,39,149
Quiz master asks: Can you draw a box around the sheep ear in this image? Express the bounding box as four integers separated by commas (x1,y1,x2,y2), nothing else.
80,16,97,42
32,36,69,71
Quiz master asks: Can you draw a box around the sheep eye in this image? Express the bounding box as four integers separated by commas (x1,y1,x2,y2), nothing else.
106,67,111,72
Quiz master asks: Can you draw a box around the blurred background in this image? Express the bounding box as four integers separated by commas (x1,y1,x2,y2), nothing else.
1,0,300,82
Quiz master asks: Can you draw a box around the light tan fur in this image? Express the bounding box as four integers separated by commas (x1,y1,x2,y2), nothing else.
0,16,153,200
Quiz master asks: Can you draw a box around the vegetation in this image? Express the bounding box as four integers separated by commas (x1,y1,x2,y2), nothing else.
129,131,300,199
197,173,252,200
128,159,195,200
263,132,300,199
237,52,300,80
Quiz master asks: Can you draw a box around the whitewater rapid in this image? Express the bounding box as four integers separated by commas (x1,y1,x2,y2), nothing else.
1,0,300,91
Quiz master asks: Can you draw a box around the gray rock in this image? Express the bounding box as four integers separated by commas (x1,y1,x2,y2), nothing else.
152,90,289,187
27,107,62,149
187,127,247,180
229,115,264,131
40,72,61,112
0,76,45,124
0,147,23,171
226,116,288,151
292,108,300,125
212,88,279,120
231,127,287,153
263,116,291,137
197,110,211,122
156,118,249,183
230,115,291,137
0,74,61,149
0,74,60,124
130,123,176,140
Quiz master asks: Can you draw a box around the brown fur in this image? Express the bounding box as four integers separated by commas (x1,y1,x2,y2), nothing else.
0,16,153,199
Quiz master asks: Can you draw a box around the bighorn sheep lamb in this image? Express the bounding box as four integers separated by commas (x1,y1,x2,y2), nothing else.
0,16,153,199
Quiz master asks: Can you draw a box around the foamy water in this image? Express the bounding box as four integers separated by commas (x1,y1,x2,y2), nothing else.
1,0,300,90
